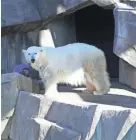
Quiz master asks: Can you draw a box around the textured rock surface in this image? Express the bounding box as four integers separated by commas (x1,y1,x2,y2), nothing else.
119,59,136,90
45,15,76,47
11,117,81,140
10,91,136,140
113,5,136,68
39,29,55,47
1,31,39,73
1,73,39,139
1,0,119,27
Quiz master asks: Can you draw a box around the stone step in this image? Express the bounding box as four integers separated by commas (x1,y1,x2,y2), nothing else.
119,59,136,90
10,91,136,140
17,118,81,140
1,73,39,139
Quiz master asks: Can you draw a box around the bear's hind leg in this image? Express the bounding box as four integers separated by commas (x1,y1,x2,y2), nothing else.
91,61,110,95
83,58,110,95
83,64,96,94
93,72,110,95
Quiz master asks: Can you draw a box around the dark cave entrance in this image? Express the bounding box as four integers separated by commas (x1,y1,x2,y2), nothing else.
74,5,119,78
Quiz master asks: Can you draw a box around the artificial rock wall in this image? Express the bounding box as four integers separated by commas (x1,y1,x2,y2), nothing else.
1,73,136,140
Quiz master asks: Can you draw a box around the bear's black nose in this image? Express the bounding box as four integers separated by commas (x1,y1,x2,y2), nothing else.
31,59,35,63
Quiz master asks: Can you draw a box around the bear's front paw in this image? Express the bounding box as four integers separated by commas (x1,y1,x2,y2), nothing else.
45,87,58,96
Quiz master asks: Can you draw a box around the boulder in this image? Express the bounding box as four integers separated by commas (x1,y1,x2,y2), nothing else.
119,59,136,90
113,5,136,68
1,73,39,139
10,91,136,140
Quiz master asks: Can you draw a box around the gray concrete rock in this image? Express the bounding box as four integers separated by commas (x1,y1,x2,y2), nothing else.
10,91,136,140
45,15,76,47
1,0,41,27
31,118,81,140
91,109,136,140
1,117,13,140
119,59,136,90
1,73,39,139
45,101,97,140
113,5,136,68
10,92,45,140
2,0,119,27
11,117,81,140
1,32,39,73
39,29,55,47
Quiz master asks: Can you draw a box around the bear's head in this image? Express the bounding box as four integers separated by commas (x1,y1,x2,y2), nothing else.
22,46,45,70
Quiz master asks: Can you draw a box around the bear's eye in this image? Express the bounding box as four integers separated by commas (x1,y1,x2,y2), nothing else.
35,53,37,55
40,49,43,52
28,53,30,55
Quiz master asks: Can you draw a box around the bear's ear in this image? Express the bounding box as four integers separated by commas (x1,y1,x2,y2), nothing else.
22,50,26,54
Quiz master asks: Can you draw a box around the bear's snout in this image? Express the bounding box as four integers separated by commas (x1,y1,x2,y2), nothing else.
31,58,35,63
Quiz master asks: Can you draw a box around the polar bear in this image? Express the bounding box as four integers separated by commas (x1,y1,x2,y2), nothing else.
22,43,110,95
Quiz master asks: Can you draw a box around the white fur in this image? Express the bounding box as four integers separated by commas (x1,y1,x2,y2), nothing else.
22,43,110,95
